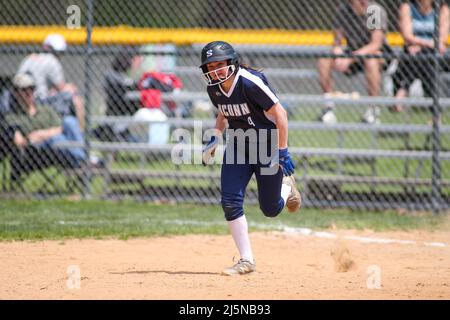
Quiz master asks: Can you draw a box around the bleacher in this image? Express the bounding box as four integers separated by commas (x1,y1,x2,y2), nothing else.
51,88,450,210
1,43,450,210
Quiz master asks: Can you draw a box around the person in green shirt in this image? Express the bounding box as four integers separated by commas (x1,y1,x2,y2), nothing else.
5,73,86,168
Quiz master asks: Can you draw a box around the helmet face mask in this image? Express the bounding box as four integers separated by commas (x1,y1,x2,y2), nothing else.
202,63,236,86
200,41,239,86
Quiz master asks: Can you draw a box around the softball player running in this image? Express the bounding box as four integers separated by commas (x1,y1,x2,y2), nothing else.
200,41,301,276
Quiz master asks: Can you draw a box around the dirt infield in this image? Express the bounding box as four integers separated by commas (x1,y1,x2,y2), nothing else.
1,229,449,299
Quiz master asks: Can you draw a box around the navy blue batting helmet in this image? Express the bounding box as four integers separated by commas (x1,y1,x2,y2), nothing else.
200,41,239,67
200,41,240,86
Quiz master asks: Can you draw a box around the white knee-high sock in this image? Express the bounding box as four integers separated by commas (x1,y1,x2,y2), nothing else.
228,215,254,264
281,183,292,205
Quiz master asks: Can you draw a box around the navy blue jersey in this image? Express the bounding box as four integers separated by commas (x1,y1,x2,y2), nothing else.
207,67,279,131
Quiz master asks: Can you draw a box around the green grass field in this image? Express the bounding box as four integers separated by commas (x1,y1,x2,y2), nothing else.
0,200,448,241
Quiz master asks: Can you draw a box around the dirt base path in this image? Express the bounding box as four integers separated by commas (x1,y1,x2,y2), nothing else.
1,230,449,299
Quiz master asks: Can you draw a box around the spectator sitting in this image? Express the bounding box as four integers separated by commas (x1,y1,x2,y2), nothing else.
16,33,85,130
98,49,172,145
392,0,450,112
94,50,142,142
105,49,142,117
4,73,87,169
317,0,390,124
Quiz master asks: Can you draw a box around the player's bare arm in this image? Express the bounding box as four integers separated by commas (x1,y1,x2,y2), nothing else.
264,102,288,149
215,112,228,134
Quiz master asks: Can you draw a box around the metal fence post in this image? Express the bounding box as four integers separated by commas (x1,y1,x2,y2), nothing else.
82,0,94,198
431,0,442,214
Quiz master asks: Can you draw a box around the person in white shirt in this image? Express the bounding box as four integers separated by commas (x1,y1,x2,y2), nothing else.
17,34,85,130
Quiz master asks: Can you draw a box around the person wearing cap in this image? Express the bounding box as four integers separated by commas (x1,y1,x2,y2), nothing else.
4,73,86,169
16,33,85,130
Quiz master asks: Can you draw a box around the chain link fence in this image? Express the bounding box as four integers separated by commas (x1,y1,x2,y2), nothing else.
0,0,449,212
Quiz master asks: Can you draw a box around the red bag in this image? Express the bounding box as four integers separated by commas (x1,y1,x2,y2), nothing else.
140,89,161,109
138,72,183,109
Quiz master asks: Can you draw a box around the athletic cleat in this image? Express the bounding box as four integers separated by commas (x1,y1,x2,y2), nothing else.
221,259,256,276
283,175,302,213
